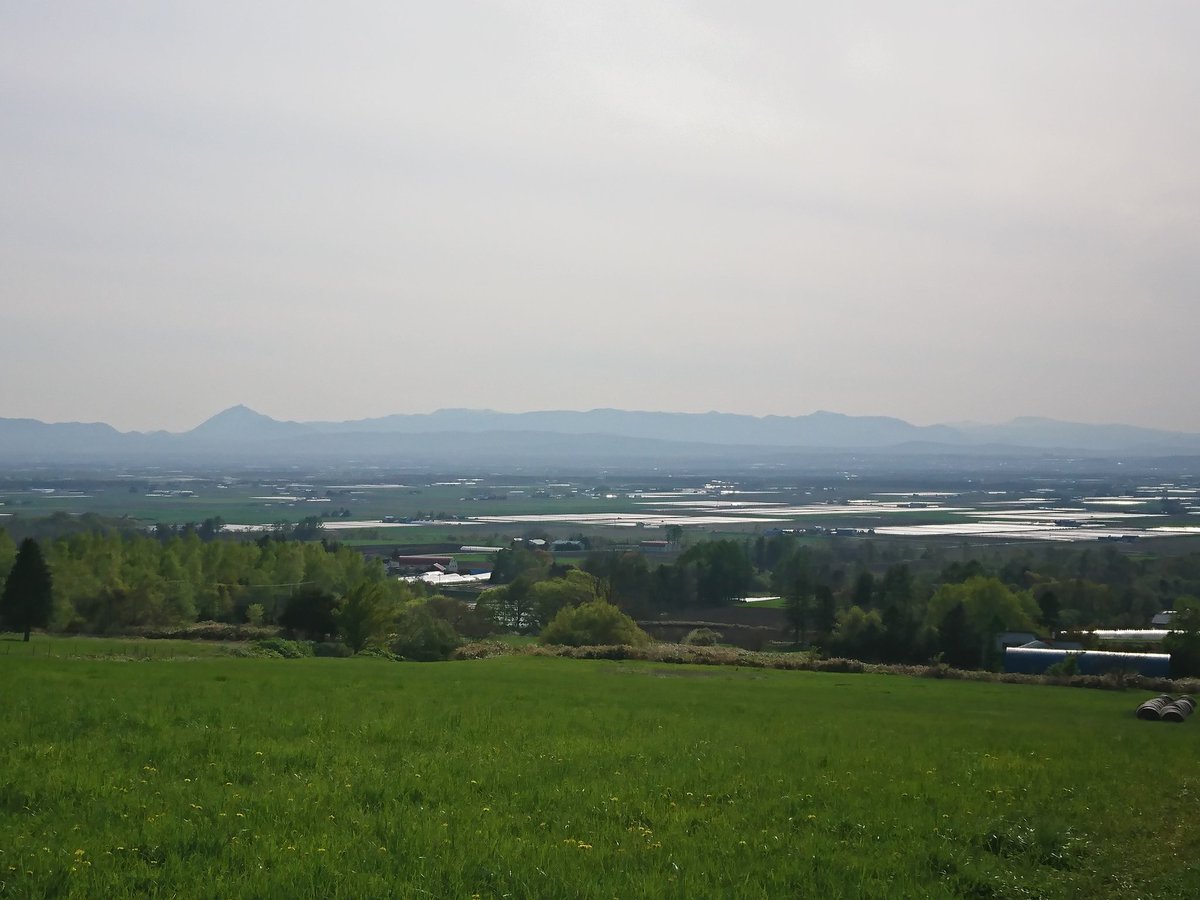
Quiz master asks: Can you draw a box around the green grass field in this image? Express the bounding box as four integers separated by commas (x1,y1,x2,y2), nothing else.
1,654,1197,898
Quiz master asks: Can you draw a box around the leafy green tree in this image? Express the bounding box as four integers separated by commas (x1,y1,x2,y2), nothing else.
877,564,920,662
158,544,197,624
422,595,497,640
1,538,54,641
1164,598,1200,677
651,561,698,611
829,605,885,661
291,516,326,541
529,570,605,630
679,540,754,606
477,574,542,634
539,599,650,647
926,577,1038,636
1036,589,1060,631
335,582,395,653
939,559,987,585
489,547,549,585
197,517,226,541
584,551,652,614
392,605,462,661
851,569,875,607
926,576,1039,668
279,585,340,643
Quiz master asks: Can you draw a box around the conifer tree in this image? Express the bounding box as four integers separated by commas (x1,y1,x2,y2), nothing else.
1,538,54,641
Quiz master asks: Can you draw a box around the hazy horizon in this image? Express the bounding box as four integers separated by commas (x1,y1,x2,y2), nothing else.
10,402,1200,438
4,3,1198,433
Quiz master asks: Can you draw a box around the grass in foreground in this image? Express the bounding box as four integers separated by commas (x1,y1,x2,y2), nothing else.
0,655,1197,898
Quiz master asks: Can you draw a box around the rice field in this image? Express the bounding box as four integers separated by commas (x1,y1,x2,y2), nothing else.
0,653,1197,898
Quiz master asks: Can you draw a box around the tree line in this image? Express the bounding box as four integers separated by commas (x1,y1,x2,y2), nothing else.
5,524,1200,671
480,533,1200,670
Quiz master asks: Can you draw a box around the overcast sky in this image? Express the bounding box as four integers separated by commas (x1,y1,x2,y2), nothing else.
2,2,1198,433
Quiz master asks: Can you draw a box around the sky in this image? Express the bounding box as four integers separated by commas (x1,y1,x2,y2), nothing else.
2,2,1198,433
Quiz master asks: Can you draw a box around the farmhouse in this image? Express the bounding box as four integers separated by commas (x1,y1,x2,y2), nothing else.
391,555,458,575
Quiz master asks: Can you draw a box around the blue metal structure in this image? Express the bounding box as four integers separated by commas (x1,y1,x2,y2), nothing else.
1004,647,1171,678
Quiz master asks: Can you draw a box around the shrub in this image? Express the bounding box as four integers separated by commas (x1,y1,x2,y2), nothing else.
392,606,462,661
539,599,650,648
451,640,516,661
683,627,723,646
255,638,314,659
356,646,402,661
127,621,279,641
313,641,354,658
1045,654,1081,677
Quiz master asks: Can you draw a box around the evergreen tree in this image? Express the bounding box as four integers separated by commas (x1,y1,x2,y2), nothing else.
937,601,975,668
0,529,16,582
1,538,54,641
813,584,838,638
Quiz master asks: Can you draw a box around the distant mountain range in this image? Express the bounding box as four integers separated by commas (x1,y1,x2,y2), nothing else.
3,405,1200,468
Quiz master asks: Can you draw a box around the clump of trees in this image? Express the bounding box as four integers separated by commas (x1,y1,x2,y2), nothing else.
478,569,605,634
569,533,1200,668
29,530,383,633
0,526,502,661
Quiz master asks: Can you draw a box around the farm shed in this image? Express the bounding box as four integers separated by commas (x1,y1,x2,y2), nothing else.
1004,647,1171,678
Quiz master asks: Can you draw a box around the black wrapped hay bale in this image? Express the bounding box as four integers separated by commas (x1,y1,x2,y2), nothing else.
1136,695,1173,720
1161,700,1194,723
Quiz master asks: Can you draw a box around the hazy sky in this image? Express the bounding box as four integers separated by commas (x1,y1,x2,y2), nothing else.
3,2,1198,433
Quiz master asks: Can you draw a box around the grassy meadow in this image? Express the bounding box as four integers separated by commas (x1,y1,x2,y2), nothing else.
1,653,1198,898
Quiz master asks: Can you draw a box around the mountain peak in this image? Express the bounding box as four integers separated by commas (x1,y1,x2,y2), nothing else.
188,405,307,439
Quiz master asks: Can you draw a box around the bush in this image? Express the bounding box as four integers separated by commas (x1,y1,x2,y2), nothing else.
356,646,402,661
539,599,650,648
313,641,354,658
392,606,462,661
1045,654,1081,677
451,640,516,661
683,627,723,646
255,638,315,659
128,621,279,641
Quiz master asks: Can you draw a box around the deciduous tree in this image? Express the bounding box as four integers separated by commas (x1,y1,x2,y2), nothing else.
335,582,395,653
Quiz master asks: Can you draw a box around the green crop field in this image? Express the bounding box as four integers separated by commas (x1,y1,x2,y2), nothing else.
1,654,1197,898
